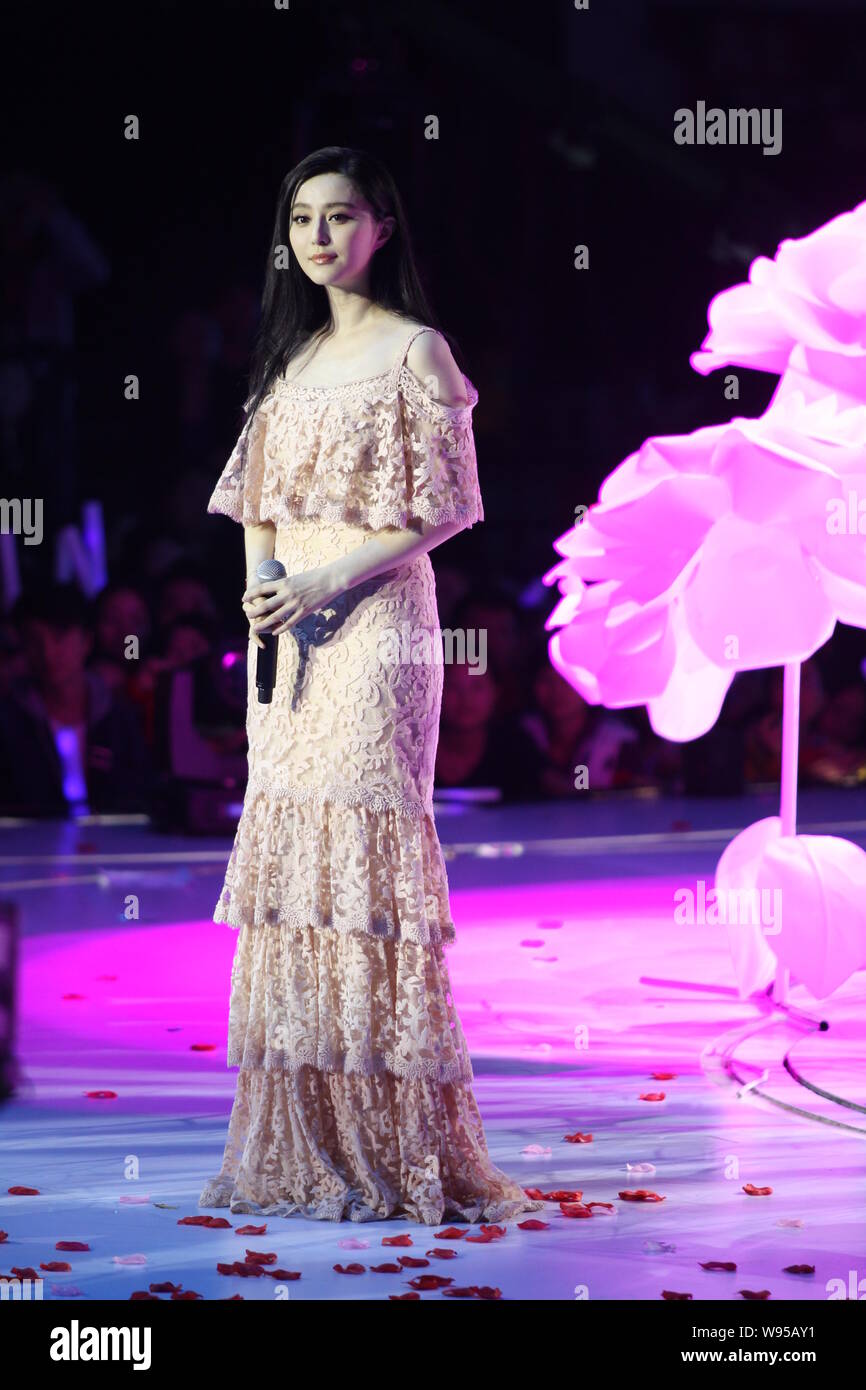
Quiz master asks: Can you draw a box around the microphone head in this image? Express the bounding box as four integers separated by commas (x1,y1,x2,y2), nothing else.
257,558,287,581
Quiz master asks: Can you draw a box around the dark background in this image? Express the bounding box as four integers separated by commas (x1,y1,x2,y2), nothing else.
2,0,866,815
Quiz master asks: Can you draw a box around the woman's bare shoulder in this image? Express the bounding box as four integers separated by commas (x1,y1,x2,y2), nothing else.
403,326,467,407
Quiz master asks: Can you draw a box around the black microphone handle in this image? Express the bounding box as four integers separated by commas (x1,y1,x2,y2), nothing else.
255,630,279,703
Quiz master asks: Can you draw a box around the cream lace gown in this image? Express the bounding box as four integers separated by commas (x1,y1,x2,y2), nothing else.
199,323,545,1224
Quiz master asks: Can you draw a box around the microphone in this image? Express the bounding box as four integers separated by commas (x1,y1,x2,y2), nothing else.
254,557,287,704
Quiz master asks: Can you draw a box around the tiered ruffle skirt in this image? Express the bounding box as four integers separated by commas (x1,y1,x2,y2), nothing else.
198,781,546,1224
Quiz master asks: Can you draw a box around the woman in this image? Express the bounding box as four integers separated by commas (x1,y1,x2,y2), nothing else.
198,147,545,1225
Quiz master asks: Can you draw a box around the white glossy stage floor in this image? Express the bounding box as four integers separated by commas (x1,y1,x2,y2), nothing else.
1,788,864,1301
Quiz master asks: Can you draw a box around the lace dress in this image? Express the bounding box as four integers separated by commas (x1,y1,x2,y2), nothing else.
198,323,545,1224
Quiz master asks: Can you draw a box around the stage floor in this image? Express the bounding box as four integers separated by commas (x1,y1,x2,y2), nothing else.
1,787,864,1301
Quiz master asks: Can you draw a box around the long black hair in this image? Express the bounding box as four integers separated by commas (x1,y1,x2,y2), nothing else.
242,145,461,429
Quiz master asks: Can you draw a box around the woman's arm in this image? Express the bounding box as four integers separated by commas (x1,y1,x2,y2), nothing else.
243,520,276,582
243,520,277,648
330,518,464,592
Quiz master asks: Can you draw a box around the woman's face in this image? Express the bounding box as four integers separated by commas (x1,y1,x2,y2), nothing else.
289,172,393,291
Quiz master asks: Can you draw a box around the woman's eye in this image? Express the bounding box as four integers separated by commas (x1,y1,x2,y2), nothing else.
292,214,350,224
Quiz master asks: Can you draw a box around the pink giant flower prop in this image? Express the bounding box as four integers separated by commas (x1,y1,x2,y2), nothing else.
690,200,866,379
544,390,866,741
544,198,866,1003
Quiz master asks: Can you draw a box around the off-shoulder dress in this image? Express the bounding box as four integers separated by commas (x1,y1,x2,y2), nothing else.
198,322,545,1224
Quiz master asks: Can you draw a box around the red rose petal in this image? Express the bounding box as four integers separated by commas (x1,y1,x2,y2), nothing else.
370,1263,403,1273
517,1219,550,1230
407,1274,454,1290
700,1261,737,1272
389,1292,420,1299
739,1289,771,1300
783,1264,815,1275
130,1291,160,1299
397,1256,429,1268
178,1215,232,1227
382,1234,413,1247
523,1188,545,1200
150,1281,182,1293
639,1092,666,1102
235,1224,267,1235
216,1261,263,1277
56,1241,90,1251
661,1290,693,1300
171,1290,203,1299
7,1187,40,1196
564,1133,594,1143
475,1286,503,1300
40,1262,72,1272
743,1184,773,1196
11,1266,41,1279
587,1202,615,1212
618,1190,666,1202
426,1248,458,1259
434,1228,466,1239
84,1091,118,1100
333,1263,365,1274
190,1045,216,1052
651,1072,677,1080
560,1203,593,1218
539,1190,583,1202
480,1225,506,1238
264,1269,301,1280
442,1286,480,1297
244,1250,277,1265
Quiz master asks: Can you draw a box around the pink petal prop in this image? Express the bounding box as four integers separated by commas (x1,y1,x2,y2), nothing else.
755,833,866,997
715,818,781,997
716,819,866,997
691,201,866,376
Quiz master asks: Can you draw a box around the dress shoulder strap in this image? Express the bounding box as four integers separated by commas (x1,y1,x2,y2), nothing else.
388,324,439,387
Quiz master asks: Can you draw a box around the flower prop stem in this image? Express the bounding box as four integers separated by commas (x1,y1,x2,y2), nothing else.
774,661,801,1004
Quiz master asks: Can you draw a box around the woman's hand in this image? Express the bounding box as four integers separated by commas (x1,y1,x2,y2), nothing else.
242,563,346,645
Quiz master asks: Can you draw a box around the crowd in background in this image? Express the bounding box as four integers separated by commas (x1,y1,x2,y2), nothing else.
2,178,866,821
1,571,865,821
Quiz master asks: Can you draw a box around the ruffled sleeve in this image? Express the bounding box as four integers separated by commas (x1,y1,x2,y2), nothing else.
207,396,270,525
397,369,484,530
